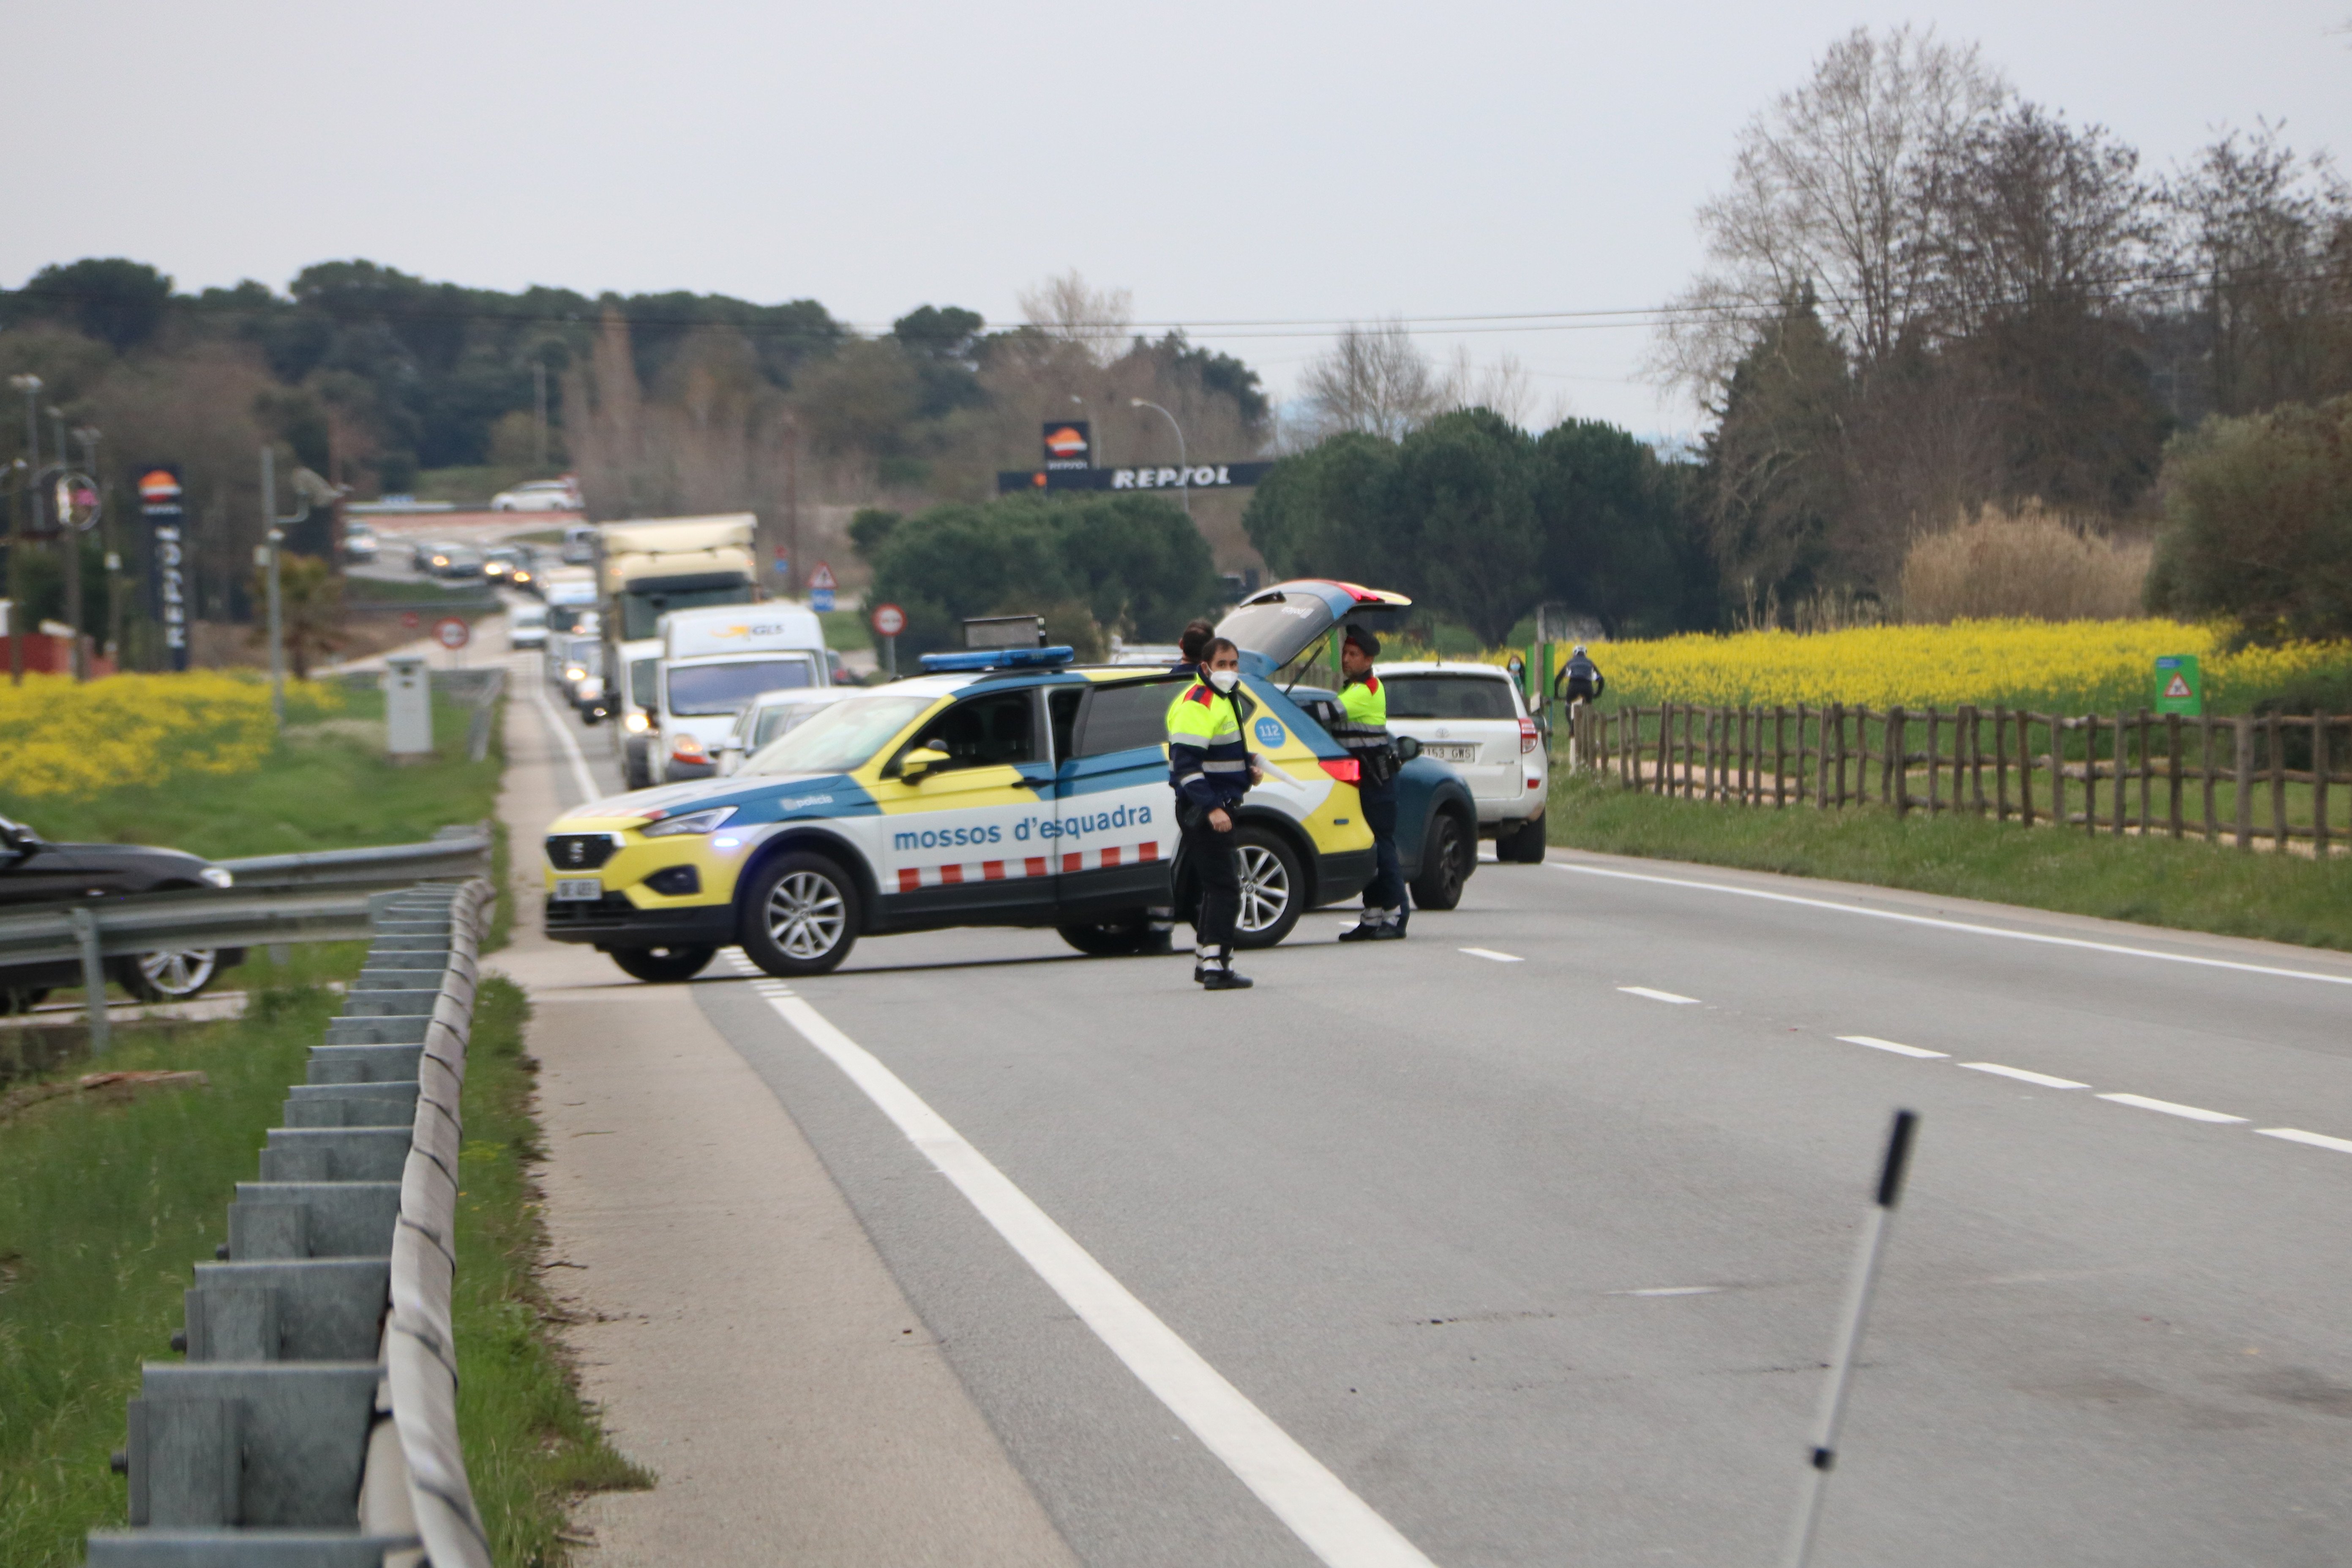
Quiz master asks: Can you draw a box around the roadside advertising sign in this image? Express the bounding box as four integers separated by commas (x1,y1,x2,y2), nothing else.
136,465,191,671
1042,422,1091,471
996,461,1274,494
2154,654,2203,715
870,603,906,638
434,616,470,651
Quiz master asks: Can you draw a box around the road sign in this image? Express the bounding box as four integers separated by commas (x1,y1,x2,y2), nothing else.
2154,654,2202,715
810,587,836,613
808,562,836,592
434,616,470,651
401,610,421,630
52,472,100,532
870,603,906,638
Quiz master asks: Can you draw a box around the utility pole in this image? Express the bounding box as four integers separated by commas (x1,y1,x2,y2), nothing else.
50,405,86,680
262,447,285,727
8,374,42,685
77,427,116,672
783,409,800,600
533,360,548,470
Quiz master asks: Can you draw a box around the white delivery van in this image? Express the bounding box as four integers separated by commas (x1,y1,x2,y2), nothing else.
650,604,829,783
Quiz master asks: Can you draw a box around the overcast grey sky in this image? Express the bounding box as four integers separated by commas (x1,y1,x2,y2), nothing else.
6,0,2347,439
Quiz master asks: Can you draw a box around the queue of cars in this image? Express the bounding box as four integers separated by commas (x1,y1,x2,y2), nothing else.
539,579,1509,984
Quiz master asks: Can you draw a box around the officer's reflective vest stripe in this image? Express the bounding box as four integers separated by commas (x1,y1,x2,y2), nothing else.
1331,673,1390,753
1167,678,1249,808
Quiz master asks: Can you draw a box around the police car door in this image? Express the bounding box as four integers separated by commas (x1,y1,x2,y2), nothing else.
874,687,1056,921
1050,676,1180,923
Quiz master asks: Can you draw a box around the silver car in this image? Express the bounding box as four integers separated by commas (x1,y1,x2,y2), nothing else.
1375,661,1550,863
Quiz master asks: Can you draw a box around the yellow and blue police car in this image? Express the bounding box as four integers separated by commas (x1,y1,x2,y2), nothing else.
543,583,1480,981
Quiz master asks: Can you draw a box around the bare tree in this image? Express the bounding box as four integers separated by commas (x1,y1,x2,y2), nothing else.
1016,270,1134,368
1435,346,1542,429
1295,319,1443,442
1652,25,2006,401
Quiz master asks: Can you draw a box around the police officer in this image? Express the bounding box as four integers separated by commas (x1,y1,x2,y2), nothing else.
1166,635,1261,990
1173,618,1216,672
1331,625,1407,941
1142,618,1224,951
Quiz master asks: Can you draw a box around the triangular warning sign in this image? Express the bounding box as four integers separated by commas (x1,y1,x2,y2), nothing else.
2164,674,2192,699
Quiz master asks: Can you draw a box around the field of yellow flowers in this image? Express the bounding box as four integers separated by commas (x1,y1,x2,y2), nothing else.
0,672,342,799
1552,620,2352,715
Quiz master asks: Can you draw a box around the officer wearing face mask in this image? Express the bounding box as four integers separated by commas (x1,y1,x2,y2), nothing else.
1166,636,1261,990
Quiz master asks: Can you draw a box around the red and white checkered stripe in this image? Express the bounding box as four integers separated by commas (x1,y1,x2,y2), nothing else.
896,840,1160,893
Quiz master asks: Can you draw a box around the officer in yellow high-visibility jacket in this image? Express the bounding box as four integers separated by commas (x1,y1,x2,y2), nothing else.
1331,625,1407,941
1167,636,1261,990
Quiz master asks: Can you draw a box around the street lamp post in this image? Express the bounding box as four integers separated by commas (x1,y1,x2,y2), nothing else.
1069,393,1104,469
76,426,117,671
1130,398,1190,517
49,405,86,681
258,445,316,728
7,374,41,685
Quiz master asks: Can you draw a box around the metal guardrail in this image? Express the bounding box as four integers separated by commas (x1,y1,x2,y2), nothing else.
87,877,497,1568
0,829,491,1053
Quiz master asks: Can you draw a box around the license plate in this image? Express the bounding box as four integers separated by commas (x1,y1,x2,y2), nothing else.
553,878,603,901
1424,743,1477,763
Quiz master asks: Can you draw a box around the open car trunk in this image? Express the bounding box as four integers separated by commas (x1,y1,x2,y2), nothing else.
1215,580,1414,679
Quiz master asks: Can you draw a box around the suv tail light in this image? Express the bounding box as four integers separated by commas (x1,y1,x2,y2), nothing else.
1520,718,1540,755
1318,756,1360,785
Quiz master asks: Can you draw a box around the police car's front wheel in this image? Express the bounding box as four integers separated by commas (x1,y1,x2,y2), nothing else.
1231,826,1303,949
741,852,860,976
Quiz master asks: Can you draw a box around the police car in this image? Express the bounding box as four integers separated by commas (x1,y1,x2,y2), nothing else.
543,586,1478,982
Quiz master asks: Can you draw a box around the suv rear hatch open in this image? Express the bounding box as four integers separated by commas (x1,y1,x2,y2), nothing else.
1214,580,1414,679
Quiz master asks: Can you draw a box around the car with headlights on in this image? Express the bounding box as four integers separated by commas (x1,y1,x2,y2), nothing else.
0,814,244,1011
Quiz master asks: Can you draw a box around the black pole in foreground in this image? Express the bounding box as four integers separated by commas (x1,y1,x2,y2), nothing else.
1784,1109,1918,1568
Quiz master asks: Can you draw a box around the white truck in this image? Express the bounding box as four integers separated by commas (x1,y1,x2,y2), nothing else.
649,604,829,783
597,514,760,643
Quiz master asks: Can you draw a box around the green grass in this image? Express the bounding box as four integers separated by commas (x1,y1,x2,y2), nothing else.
1546,772,2352,952
0,952,357,1565
818,607,873,651
453,977,652,1562
0,690,501,861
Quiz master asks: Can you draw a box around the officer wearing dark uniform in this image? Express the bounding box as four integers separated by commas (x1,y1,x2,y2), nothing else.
1166,636,1261,990
1143,620,1223,951
1330,626,1407,941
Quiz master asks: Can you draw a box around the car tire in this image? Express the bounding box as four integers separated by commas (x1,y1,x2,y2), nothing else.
115,949,221,1002
740,852,860,976
608,945,715,984
1411,810,1473,910
1057,916,1153,957
1501,810,1550,864
1230,825,1304,949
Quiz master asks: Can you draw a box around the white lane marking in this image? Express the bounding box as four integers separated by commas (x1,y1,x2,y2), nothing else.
756,990,1438,1568
1959,1062,2089,1089
2097,1093,2247,1124
2257,1127,2352,1154
1613,1286,1724,1298
1839,1035,1949,1059
1619,986,1700,1005
1551,862,2352,988
530,681,603,806
1459,948,1523,964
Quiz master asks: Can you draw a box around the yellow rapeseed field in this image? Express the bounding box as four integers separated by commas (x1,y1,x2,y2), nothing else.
1542,620,2352,714
0,672,341,799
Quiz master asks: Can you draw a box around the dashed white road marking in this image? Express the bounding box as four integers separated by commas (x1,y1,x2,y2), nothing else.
2097,1093,2247,1124
1551,861,2352,988
752,987,1439,1568
1839,1035,1948,1059
1619,986,1700,1005
1614,1286,1724,1298
1959,1062,2089,1089
2257,1128,2352,1154
1460,948,1523,964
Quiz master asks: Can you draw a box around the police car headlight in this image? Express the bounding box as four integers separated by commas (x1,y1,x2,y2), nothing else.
641,806,735,838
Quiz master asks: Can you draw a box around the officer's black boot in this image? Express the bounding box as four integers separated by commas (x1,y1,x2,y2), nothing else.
1196,945,1252,990
1337,909,1386,943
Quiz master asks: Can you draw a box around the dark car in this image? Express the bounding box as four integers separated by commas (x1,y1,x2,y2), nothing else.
0,815,244,1013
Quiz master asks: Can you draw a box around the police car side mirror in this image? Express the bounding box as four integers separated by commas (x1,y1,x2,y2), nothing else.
899,744,952,781
1394,735,1422,764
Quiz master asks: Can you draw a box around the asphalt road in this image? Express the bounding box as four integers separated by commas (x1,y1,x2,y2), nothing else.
520,660,2352,1567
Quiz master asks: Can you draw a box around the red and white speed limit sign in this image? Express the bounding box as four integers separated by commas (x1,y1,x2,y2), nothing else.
433,616,470,651
870,603,907,638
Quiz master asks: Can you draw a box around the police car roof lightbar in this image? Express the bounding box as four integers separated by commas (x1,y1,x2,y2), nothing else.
917,645,1077,674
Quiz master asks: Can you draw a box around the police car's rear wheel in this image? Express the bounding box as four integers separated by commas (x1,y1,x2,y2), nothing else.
1057,916,1151,957
1411,810,1472,910
742,852,859,976
1231,826,1303,949
609,945,715,983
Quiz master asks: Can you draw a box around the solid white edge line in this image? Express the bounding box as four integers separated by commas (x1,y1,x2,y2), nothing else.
2097,1093,2247,1124
2257,1127,2352,1154
1958,1062,2090,1089
1459,948,1524,963
529,678,603,806
1550,862,2352,987
1618,986,1700,1004
758,990,1439,1568
1837,1035,1949,1059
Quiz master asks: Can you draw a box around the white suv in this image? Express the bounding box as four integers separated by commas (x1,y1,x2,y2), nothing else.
1375,661,1549,863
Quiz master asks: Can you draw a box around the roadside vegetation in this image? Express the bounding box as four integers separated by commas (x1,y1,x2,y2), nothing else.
1546,772,2352,954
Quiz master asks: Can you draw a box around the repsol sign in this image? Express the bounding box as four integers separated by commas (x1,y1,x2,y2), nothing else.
995,462,1274,495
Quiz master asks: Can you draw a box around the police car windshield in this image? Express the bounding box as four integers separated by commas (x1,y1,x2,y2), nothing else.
666,658,815,716
742,694,932,776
